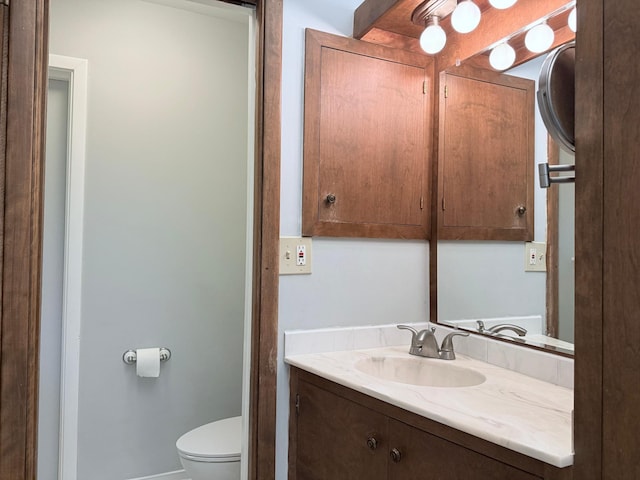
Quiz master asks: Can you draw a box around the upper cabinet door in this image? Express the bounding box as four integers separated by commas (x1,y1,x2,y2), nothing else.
302,29,434,239
438,67,535,241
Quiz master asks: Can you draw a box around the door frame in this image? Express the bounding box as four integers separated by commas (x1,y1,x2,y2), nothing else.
0,1,282,480
45,54,88,480
0,1,48,477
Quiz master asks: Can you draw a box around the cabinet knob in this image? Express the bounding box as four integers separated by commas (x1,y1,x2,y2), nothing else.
516,205,527,216
325,193,336,205
390,448,402,463
366,436,378,450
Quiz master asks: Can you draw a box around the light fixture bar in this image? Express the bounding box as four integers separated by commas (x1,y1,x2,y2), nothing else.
411,0,457,26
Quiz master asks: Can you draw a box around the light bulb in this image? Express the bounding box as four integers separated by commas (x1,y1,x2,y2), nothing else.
451,1,481,34
568,7,577,32
489,43,516,70
525,23,555,53
488,0,517,9
420,18,447,55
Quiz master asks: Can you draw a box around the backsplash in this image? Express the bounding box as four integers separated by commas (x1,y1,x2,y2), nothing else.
285,321,574,389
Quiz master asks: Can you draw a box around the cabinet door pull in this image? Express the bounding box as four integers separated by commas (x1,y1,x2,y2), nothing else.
390,448,402,463
325,193,336,204
516,205,527,216
366,436,378,450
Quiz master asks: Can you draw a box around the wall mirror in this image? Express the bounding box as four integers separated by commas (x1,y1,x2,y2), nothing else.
436,42,576,355
350,0,577,356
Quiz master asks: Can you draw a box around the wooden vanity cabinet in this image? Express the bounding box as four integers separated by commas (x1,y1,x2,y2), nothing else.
289,368,572,480
302,29,434,239
437,66,535,241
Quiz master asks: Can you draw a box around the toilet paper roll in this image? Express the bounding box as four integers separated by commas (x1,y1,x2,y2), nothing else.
136,348,160,378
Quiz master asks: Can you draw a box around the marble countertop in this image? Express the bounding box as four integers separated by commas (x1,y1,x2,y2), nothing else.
285,346,573,468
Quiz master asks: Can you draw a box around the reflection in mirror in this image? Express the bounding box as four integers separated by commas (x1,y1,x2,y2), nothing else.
556,147,575,343
438,49,575,355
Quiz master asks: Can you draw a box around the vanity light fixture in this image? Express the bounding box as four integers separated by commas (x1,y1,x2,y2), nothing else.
524,22,555,53
420,16,448,54
489,42,516,70
451,0,481,34
411,0,519,56
568,7,577,32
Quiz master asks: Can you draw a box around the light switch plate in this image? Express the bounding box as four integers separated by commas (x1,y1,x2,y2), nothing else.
524,241,547,272
280,237,312,275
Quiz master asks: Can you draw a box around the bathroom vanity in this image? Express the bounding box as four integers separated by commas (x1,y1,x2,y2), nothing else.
287,345,573,480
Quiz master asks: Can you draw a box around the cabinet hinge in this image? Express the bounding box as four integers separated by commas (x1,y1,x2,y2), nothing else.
441,197,446,211
295,394,300,416
420,196,424,210
0,0,8,7
444,85,448,99
423,80,427,95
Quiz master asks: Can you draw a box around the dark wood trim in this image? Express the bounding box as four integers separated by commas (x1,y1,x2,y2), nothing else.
249,0,282,479
545,137,559,338
572,0,604,477
429,58,440,323
0,1,48,478
600,0,640,477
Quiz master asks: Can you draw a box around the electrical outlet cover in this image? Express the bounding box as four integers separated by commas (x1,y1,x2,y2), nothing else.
280,237,312,275
524,241,547,272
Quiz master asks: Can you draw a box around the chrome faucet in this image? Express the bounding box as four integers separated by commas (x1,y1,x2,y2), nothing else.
397,325,469,360
476,321,527,337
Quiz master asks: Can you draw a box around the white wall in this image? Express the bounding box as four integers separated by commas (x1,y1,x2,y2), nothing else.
438,56,548,326
276,0,430,477
49,1,250,478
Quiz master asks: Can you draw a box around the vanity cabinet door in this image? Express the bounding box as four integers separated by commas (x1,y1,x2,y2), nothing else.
302,29,434,240
291,377,388,480
438,66,535,241
387,419,541,480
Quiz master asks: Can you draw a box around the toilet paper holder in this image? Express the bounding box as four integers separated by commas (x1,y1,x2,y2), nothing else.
122,347,171,365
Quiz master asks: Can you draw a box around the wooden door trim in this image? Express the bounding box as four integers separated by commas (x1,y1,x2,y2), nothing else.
573,0,604,477
249,0,282,479
0,0,49,478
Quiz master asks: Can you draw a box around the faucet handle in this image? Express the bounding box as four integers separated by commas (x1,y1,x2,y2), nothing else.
439,330,470,360
397,325,423,355
397,325,418,337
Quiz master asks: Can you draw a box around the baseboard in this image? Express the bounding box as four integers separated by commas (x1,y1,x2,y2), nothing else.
126,469,188,480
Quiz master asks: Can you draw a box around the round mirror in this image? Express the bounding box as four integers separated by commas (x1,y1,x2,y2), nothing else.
537,42,575,153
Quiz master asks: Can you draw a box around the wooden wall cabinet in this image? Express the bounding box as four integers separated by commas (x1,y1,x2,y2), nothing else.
438,66,535,241
289,368,571,480
302,29,434,239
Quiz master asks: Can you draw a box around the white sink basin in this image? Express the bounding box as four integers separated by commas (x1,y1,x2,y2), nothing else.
355,356,486,388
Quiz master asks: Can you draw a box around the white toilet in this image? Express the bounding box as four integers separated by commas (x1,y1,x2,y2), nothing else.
176,416,241,480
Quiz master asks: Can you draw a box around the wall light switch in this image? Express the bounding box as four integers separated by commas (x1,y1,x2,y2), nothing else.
280,237,312,275
524,241,547,272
